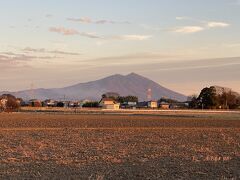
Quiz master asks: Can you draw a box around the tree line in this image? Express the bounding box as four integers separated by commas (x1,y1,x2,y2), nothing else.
188,86,240,109
1,87,239,112
102,93,138,103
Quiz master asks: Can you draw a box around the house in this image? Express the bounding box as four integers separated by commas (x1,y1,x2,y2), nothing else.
148,101,158,108
159,102,170,109
99,98,120,110
103,103,120,110
169,102,189,109
44,99,56,107
138,100,158,108
28,99,42,107
159,101,189,109
120,101,137,109
68,101,80,108
137,101,148,108
99,98,115,106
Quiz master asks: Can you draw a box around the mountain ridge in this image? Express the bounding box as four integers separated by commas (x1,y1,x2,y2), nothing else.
0,73,187,101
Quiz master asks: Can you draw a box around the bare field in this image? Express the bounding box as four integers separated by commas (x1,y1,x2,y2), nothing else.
0,112,240,179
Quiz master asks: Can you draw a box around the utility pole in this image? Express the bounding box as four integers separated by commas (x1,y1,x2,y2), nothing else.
30,83,34,100
200,97,203,110
147,88,152,101
226,98,228,110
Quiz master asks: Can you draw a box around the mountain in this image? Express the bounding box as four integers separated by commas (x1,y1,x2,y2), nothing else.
0,73,187,101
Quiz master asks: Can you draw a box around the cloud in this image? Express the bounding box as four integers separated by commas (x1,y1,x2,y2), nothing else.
79,32,102,39
50,50,80,56
49,27,152,41
172,21,230,34
0,55,33,70
49,27,102,38
0,52,57,64
175,16,230,28
176,16,191,20
23,47,81,56
23,47,45,53
67,17,130,24
173,26,204,34
113,35,152,41
83,52,182,66
49,27,79,35
0,53,35,62
67,17,92,23
207,21,230,28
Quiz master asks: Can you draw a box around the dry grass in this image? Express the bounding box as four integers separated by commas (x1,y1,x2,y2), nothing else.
0,112,239,179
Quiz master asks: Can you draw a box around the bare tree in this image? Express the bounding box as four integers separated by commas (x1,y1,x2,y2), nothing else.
0,94,20,112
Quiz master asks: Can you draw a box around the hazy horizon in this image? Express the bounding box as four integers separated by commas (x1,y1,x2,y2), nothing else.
1,0,240,95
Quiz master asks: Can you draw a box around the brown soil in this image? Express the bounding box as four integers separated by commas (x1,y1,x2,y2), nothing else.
0,113,239,179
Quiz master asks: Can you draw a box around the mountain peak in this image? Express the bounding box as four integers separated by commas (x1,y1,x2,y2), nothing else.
103,74,124,80
108,73,143,80
112,73,123,77
127,72,138,76
125,72,144,78
127,72,142,76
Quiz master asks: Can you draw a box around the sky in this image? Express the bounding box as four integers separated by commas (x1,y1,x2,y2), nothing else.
0,0,240,95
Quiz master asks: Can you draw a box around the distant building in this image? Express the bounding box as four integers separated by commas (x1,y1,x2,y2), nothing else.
159,102,170,109
120,101,137,109
159,101,189,109
104,103,120,110
99,98,120,110
137,101,148,108
148,101,158,108
138,100,158,108
169,102,189,109
28,99,42,107
99,98,115,106
68,101,80,108
56,101,65,107
44,99,56,107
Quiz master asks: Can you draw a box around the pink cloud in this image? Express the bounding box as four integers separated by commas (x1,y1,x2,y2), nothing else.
49,27,79,35
67,17,130,25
